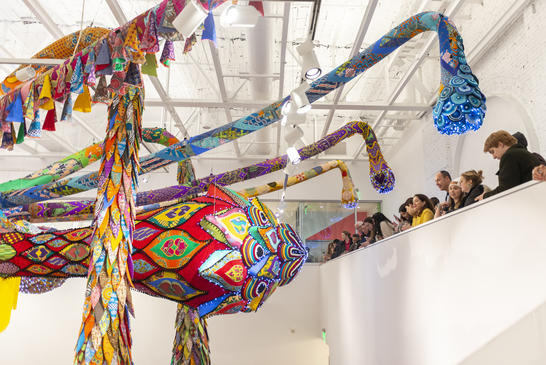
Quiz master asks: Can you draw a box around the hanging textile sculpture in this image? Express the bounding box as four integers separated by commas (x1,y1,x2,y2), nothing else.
2,120,388,220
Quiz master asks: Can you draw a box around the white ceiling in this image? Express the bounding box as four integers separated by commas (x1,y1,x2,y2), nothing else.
0,0,524,164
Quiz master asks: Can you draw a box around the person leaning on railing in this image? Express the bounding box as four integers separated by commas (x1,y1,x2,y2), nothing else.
407,194,435,227
460,170,488,207
435,180,464,217
476,130,541,201
393,198,414,233
533,164,546,182
371,212,395,241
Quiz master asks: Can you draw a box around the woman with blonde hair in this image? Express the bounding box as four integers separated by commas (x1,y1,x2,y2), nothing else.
460,170,485,207
435,180,464,217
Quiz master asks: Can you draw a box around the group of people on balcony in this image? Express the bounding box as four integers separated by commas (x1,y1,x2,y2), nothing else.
398,130,544,232
323,212,396,261
324,130,545,262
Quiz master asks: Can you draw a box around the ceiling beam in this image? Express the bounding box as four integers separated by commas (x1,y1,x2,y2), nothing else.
193,155,368,162
320,0,379,137
105,0,128,25
43,131,78,153
21,0,64,38
352,0,465,160
0,58,63,65
145,98,430,111
276,2,291,156
208,43,241,156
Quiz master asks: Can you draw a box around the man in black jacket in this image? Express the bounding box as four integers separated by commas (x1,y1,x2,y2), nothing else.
476,130,541,201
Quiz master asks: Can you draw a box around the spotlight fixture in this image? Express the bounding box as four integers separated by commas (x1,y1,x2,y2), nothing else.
220,1,260,28
286,147,301,165
15,66,36,82
284,125,304,165
281,101,306,126
284,124,304,145
296,38,321,80
289,82,311,114
172,0,209,38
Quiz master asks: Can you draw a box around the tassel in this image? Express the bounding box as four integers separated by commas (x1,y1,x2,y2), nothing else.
92,76,111,104
1,128,13,150
60,94,73,121
87,65,97,87
108,71,127,95
10,123,16,145
53,62,67,100
0,277,21,333
183,33,197,54
42,107,57,131
16,120,26,144
27,110,42,138
124,22,145,64
73,85,92,113
38,74,54,110
111,30,127,72
140,12,159,53
141,53,158,77
160,40,175,67
23,83,36,120
124,63,142,87
70,57,84,94
20,81,32,104
202,11,217,45
96,39,113,76
84,49,96,75
6,92,24,123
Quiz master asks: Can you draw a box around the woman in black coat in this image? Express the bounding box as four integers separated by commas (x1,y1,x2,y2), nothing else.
460,170,485,207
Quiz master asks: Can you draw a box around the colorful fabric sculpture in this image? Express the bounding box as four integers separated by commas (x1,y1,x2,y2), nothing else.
73,87,143,364
0,11,483,151
1,121,390,219
0,27,110,95
0,6,487,365
0,184,307,315
239,159,356,208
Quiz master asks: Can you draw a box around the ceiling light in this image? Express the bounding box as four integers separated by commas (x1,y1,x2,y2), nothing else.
220,2,260,28
15,66,36,82
284,125,304,146
172,0,209,38
290,82,311,114
286,147,301,165
296,38,321,81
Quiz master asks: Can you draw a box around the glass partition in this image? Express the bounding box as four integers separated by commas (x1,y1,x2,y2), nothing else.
263,200,382,263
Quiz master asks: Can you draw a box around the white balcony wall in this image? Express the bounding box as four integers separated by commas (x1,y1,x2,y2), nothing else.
320,181,546,365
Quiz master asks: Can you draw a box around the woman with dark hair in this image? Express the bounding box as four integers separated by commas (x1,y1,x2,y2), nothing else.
372,212,394,241
350,234,361,251
408,194,435,227
394,201,412,233
341,231,353,253
323,241,336,262
460,170,485,207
